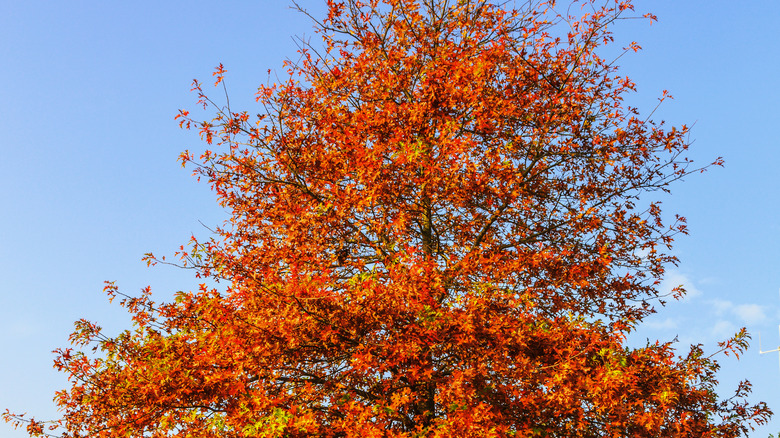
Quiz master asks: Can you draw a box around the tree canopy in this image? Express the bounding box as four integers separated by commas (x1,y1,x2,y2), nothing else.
5,0,771,436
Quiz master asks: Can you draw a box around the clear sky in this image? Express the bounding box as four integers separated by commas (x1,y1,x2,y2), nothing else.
1,1,778,436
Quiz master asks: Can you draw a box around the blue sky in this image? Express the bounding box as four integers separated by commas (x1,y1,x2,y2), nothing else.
1,1,778,436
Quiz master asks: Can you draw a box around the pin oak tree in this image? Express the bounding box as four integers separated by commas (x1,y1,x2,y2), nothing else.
5,0,771,436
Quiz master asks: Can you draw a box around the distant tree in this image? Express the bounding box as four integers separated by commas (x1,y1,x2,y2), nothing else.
4,0,771,436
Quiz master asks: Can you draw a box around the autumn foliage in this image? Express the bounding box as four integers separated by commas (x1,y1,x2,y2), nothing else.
5,0,771,436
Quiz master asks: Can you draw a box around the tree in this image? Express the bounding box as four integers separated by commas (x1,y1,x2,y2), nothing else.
4,0,771,436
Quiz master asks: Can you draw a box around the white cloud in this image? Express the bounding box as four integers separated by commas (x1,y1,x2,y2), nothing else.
733,304,767,325
697,276,720,285
659,271,702,301
709,298,733,316
637,270,773,346
704,300,767,326
643,317,679,330
711,319,738,341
